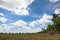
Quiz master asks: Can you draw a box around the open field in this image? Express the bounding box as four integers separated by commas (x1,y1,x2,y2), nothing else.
0,33,60,40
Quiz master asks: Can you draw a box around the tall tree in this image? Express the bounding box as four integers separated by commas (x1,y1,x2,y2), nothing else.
52,14,60,33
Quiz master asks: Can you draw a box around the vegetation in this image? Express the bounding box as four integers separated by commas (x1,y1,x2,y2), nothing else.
44,14,60,34
0,33,60,40
0,13,60,40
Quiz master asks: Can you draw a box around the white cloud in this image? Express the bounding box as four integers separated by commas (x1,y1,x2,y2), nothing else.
0,17,8,23
0,0,34,16
38,13,52,23
0,19,42,33
11,20,27,27
14,8,29,16
0,13,4,16
22,28,42,33
29,21,39,27
49,0,59,3
29,13,52,27
54,8,60,14
0,13,53,33
10,20,42,33
0,13,8,23
0,24,15,33
11,20,31,30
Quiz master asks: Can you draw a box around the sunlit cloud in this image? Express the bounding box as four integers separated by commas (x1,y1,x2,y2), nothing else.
49,0,59,3
0,17,8,23
0,13,4,16
54,8,60,14
0,0,34,16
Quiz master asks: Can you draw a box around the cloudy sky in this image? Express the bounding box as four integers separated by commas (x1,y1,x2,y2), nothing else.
0,0,60,33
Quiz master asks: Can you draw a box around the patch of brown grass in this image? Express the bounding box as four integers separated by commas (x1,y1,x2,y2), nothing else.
0,33,60,40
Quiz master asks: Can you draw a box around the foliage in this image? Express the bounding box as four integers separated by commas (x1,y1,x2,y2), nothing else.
44,14,60,33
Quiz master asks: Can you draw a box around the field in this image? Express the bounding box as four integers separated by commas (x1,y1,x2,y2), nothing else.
0,33,60,40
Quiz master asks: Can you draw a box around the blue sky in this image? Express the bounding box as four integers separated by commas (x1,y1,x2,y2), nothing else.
0,0,60,33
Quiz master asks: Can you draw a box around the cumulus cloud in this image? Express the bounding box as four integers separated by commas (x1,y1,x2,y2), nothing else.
11,20,27,27
0,17,8,23
0,13,8,23
0,19,42,33
54,8,60,14
22,28,42,33
29,21,39,27
0,0,34,16
38,13,53,23
0,13,4,16
29,13,52,27
0,24,16,33
0,13,53,33
0,23,42,33
49,0,59,3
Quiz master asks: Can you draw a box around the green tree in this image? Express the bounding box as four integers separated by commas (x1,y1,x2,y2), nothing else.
52,14,60,33
44,14,60,33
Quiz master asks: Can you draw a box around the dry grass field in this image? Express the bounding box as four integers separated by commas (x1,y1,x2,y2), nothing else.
0,33,60,40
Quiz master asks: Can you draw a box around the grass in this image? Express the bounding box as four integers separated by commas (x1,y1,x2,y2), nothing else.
0,33,60,40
